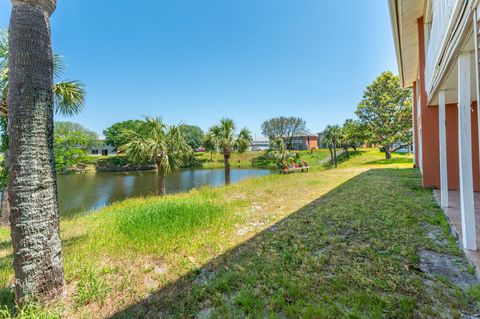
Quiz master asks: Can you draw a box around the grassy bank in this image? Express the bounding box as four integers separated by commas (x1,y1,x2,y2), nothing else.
1,149,479,318
194,148,331,169
61,148,332,173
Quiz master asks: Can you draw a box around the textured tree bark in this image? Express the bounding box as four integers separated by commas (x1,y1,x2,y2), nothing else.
224,153,231,185
1,150,11,226
0,190,9,226
8,0,65,302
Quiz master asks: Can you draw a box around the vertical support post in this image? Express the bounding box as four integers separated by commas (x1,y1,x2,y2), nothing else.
458,51,477,251
439,90,449,208
412,86,416,162
474,8,480,183
417,82,423,173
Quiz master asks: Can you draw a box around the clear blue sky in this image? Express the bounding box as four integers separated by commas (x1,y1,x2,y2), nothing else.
0,0,398,137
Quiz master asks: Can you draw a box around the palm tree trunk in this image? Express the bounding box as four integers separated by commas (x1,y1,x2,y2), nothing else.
157,163,166,196
224,152,231,185
8,0,64,303
1,154,10,226
333,143,337,168
0,192,9,225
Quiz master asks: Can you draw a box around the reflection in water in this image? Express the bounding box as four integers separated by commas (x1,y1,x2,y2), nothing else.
57,168,272,218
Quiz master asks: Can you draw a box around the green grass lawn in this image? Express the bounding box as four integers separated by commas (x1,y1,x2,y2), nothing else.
0,149,479,318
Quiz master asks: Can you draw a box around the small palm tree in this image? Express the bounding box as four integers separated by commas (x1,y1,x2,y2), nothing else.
268,137,287,161
322,125,342,168
202,132,218,161
119,117,191,195
0,29,85,117
207,118,252,185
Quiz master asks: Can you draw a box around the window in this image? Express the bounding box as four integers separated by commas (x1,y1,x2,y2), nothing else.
91,150,99,155
102,150,108,156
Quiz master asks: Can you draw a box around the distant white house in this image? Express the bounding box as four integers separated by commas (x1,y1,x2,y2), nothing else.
87,141,117,156
250,139,270,151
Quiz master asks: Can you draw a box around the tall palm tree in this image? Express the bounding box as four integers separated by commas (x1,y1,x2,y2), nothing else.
207,119,252,185
7,0,65,302
119,117,191,195
0,29,85,226
322,125,342,168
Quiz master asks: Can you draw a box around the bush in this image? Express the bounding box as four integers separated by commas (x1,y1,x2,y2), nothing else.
95,155,144,166
114,197,228,253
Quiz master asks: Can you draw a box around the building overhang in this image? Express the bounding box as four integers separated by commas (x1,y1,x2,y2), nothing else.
388,0,425,88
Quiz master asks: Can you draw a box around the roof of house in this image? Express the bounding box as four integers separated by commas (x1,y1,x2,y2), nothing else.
284,133,318,139
387,0,425,88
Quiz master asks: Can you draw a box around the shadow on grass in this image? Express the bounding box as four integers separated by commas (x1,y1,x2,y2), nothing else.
109,168,478,318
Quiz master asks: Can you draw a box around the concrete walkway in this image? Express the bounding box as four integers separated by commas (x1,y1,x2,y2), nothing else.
433,190,480,278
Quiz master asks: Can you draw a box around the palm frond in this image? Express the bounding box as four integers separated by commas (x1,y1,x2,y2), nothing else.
209,119,252,154
54,81,86,116
118,129,155,163
0,29,7,71
235,127,252,153
52,54,66,79
118,117,191,174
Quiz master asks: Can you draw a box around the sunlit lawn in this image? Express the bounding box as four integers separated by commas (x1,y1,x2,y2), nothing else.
0,149,479,318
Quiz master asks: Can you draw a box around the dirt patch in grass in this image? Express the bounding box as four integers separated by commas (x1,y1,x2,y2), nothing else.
419,250,478,288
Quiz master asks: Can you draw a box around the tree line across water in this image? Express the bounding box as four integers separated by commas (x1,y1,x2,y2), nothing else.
49,71,415,175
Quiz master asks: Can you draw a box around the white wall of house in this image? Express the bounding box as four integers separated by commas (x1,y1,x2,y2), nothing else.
250,140,270,151
87,144,117,156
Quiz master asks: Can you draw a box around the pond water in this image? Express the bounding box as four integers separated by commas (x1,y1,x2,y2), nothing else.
57,168,273,218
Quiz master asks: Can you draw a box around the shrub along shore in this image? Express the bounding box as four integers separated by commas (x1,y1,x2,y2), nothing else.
1,149,479,318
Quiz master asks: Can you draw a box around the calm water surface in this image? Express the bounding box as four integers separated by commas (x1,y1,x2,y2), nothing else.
57,168,272,218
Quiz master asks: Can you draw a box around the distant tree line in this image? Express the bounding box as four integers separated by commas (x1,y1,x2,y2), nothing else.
103,120,205,151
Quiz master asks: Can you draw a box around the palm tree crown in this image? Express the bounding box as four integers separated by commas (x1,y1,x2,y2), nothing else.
119,117,191,194
207,119,252,154
207,118,252,184
322,125,343,167
322,125,342,146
